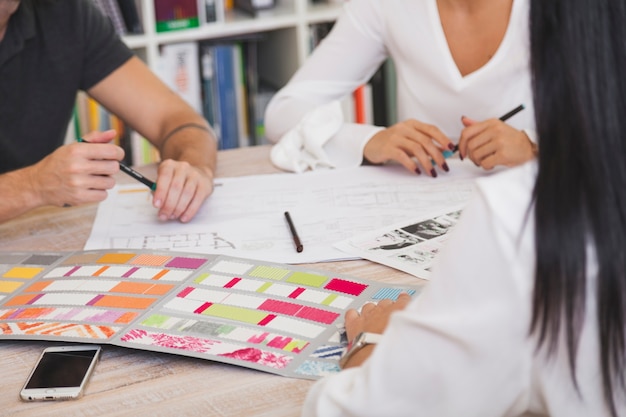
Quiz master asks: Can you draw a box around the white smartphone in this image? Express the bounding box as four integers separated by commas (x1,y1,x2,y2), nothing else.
20,345,101,401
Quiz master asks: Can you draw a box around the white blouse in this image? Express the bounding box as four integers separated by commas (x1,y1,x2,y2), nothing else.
302,161,621,416
265,0,535,169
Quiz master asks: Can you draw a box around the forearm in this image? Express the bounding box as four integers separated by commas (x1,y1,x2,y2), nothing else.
158,116,218,177
0,168,43,223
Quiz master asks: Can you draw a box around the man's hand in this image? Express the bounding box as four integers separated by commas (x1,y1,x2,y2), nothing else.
152,160,214,223
30,130,123,207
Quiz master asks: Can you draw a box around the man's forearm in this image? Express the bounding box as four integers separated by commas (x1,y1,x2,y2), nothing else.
0,168,42,223
158,120,218,176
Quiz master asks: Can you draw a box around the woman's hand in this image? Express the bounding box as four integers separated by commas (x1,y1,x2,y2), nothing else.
364,120,455,177
341,293,412,368
458,116,536,169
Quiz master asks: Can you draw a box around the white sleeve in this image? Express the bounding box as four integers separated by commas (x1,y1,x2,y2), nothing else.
264,0,387,169
302,187,534,417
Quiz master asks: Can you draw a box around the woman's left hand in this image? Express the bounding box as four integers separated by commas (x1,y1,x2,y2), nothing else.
457,116,536,170
341,293,412,368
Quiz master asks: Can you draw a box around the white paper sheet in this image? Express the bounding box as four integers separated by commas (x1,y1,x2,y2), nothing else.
85,161,485,263
334,205,467,279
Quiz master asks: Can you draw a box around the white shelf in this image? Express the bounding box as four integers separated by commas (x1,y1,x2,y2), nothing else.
122,0,344,76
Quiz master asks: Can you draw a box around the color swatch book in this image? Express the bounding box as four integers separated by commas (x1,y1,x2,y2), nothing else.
0,250,420,380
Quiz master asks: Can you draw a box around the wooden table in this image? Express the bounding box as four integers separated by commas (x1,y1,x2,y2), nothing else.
0,145,423,417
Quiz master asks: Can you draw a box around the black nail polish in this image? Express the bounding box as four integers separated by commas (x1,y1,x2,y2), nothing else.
430,169,437,178
415,167,421,175
448,143,455,151
442,163,449,172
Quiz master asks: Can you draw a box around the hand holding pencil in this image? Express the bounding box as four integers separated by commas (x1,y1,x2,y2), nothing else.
457,104,535,170
77,130,214,223
26,130,124,208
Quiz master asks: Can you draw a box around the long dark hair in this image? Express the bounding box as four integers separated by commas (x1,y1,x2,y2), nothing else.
530,0,626,415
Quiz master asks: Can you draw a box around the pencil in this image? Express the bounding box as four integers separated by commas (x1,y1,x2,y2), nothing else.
284,211,303,253
497,104,525,122
450,104,525,154
77,138,157,191
118,162,157,191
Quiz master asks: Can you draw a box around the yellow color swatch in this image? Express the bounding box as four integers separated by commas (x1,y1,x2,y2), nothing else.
0,280,23,293
3,267,44,279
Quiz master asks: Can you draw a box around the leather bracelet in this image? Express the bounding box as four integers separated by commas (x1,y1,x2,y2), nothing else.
160,122,211,148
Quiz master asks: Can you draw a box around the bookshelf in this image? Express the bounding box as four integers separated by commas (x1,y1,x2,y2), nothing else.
86,1,399,163
122,0,344,93
83,0,346,161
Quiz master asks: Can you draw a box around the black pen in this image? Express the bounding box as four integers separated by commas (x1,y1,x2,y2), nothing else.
284,211,303,253
77,138,157,191
451,104,526,153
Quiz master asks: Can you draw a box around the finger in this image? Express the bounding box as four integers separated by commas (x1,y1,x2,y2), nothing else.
153,162,177,217
395,292,413,308
170,182,196,221
461,116,477,127
407,145,439,177
478,153,498,170
344,309,363,341
360,302,377,315
73,139,125,163
412,121,454,151
387,146,423,175
459,118,490,159
86,160,122,176
81,129,118,144
83,174,117,191
179,184,212,223
160,162,196,220
62,188,110,207
345,309,360,323
468,136,498,167
405,124,452,175
159,174,185,221
376,299,394,308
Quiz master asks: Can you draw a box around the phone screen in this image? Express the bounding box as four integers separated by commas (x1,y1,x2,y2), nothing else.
24,349,98,389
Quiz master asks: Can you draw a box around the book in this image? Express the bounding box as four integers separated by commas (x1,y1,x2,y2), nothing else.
369,62,388,127
156,41,203,114
200,44,219,130
251,83,276,145
71,93,135,165
154,0,200,32
116,0,143,34
93,0,127,35
353,84,366,124
0,249,420,380
242,39,260,146
234,0,276,16
201,0,219,23
212,43,240,149
130,131,160,166
232,43,250,147
353,84,373,125
308,21,335,51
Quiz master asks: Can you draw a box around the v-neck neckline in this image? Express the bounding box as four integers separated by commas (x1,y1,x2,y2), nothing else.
428,0,519,85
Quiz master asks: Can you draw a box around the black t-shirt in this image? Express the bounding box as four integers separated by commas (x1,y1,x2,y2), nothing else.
0,0,134,173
